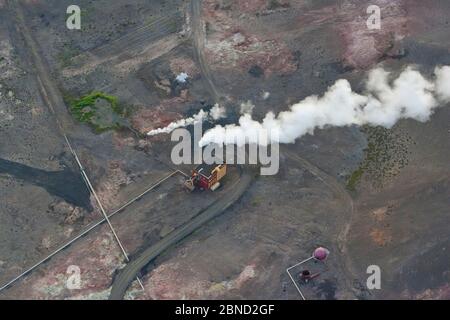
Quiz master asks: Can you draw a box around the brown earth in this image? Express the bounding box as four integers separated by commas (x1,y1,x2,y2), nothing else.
0,0,449,300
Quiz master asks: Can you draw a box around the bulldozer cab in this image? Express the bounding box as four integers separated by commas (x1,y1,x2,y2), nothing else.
184,177,196,192
184,172,199,192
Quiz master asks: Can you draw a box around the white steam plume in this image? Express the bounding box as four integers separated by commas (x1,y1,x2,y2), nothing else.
435,66,450,102
147,104,226,136
210,103,226,120
240,100,255,115
147,109,208,136
199,66,450,147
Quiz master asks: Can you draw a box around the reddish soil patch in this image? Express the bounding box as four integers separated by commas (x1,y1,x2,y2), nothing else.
130,92,190,135
399,284,450,300
169,56,200,79
3,229,123,300
203,0,297,77
369,228,392,247
338,0,408,69
143,261,257,299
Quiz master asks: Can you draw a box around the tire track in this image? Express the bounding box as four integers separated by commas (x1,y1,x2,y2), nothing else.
190,0,221,102
109,166,255,299
63,11,184,76
90,12,183,58
1,0,146,294
108,0,254,299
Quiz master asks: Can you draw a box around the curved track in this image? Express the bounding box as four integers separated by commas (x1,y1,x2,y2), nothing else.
109,0,254,299
109,166,254,299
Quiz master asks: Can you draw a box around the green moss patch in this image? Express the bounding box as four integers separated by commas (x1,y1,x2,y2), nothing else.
67,92,128,133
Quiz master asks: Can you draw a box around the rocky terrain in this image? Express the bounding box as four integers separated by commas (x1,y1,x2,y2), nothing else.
0,0,449,300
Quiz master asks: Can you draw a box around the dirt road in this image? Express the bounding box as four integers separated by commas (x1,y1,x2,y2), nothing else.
108,0,255,299
4,0,143,292
109,165,255,299
8,0,75,132
190,0,221,102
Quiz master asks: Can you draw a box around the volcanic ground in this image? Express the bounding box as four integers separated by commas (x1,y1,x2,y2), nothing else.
0,0,449,300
